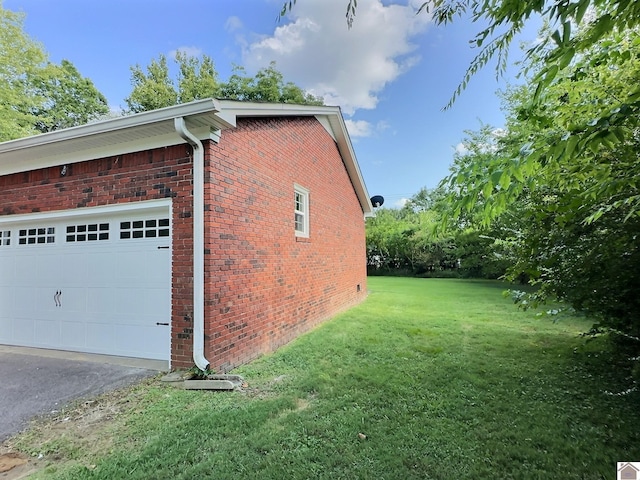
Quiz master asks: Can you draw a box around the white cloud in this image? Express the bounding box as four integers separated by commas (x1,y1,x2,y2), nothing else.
345,118,396,139
345,119,372,138
169,46,203,59
394,197,410,208
225,16,243,32
454,142,468,155
240,0,431,115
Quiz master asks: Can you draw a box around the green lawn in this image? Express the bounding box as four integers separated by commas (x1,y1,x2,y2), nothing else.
19,277,640,479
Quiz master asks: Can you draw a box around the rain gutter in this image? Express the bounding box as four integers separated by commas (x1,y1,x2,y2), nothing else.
174,117,209,371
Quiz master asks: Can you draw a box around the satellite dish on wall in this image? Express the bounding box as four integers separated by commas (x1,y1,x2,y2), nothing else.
370,195,385,208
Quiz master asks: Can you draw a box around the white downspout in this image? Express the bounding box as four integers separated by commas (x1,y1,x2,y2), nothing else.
174,117,209,371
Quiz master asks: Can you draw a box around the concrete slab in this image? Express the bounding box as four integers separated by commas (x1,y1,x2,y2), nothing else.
0,345,164,442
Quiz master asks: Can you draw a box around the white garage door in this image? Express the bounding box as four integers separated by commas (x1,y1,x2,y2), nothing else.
0,202,172,362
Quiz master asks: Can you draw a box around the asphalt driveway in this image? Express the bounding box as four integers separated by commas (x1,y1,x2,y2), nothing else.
0,346,162,442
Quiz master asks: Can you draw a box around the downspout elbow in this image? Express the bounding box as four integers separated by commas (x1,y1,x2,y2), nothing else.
174,117,209,372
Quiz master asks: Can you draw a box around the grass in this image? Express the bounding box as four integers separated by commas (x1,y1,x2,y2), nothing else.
16,277,640,479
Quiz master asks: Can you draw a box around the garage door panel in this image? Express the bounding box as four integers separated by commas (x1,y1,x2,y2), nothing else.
86,288,115,316
57,253,89,286
35,318,61,347
60,321,86,349
147,251,171,282
0,256,14,286
0,204,172,362
0,286,13,315
116,251,150,283
0,317,11,342
114,288,147,317
12,318,35,344
117,324,166,358
85,323,115,355
38,253,65,285
86,252,116,286
144,288,171,317
13,256,39,285
29,287,61,313
57,287,88,313
13,287,37,314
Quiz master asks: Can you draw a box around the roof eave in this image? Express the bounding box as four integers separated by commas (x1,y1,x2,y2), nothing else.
0,99,228,155
0,98,373,215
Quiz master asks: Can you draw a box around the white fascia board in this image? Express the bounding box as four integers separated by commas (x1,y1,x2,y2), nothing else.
215,99,340,118
324,114,373,216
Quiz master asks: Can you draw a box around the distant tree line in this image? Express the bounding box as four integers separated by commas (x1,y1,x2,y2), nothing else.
366,187,510,279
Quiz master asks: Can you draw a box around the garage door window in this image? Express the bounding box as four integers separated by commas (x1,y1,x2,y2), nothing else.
66,223,109,242
18,227,55,245
0,231,9,246
120,218,170,239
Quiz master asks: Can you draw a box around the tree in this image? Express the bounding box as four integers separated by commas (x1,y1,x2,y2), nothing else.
1,3,109,140
442,27,640,337
280,1,640,200
27,60,109,133
281,0,640,101
126,56,322,113
175,52,220,104
219,62,323,105
0,4,45,140
126,55,178,113
365,186,506,277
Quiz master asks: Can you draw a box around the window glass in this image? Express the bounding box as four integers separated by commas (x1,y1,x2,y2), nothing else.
294,185,309,237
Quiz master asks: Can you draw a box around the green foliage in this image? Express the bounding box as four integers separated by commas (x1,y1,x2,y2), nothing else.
0,4,46,140
1,3,109,140
219,61,323,105
27,60,109,133
366,187,507,278
126,56,322,113
280,0,640,128
442,27,640,340
187,365,217,379
126,54,178,113
175,52,220,104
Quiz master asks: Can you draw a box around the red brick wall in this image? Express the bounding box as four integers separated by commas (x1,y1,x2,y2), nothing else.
0,116,368,371
203,117,368,372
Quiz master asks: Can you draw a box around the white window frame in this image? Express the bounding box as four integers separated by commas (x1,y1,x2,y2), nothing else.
294,184,309,238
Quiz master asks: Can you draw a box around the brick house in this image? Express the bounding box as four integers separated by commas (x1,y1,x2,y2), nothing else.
0,99,373,371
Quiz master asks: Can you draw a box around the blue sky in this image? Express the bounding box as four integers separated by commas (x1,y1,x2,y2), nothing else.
6,0,540,207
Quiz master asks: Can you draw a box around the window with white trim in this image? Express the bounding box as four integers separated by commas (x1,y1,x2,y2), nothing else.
294,185,309,237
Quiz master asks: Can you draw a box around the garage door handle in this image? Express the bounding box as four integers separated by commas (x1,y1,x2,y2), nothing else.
54,290,62,307
157,246,169,249
156,322,169,326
